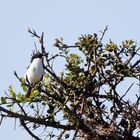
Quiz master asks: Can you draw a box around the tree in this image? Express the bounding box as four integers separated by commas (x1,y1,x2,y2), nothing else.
0,27,140,140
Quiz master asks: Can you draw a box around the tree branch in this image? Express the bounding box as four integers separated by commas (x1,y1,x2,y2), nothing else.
20,119,41,140
0,106,75,131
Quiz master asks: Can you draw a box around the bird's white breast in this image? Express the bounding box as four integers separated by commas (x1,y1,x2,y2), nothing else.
25,58,44,84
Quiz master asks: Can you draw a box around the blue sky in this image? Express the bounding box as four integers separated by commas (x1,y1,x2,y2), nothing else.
0,0,140,139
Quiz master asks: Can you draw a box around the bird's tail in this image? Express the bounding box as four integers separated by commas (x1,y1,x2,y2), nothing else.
26,87,32,98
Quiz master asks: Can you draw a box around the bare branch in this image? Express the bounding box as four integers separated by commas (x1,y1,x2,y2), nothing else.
28,28,40,38
20,119,41,140
0,106,75,130
99,26,108,43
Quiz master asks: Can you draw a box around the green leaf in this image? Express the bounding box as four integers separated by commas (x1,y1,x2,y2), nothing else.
44,74,51,86
7,104,13,108
106,41,117,52
7,103,14,111
19,78,28,92
1,97,7,104
16,93,23,102
123,39,135,48
21,83,28,92
8,85,16,98
29,89,40,98
68,54,81,66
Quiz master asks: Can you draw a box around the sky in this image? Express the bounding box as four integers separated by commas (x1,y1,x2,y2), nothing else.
0,0,140,139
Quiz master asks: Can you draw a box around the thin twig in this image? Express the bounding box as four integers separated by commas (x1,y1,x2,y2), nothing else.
57,129,66,140
99,26,108,43
14,71,29,86
28,28,40,38
120,83,134,100
20,119,41,140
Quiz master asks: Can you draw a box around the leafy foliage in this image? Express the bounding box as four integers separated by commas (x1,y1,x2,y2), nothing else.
0,27,140,140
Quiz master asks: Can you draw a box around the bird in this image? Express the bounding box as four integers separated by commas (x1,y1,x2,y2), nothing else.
25,51,44,98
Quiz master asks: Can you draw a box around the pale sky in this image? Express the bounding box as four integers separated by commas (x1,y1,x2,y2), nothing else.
0,0,140,139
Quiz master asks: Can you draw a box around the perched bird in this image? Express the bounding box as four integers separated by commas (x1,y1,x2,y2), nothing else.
25,52,44,97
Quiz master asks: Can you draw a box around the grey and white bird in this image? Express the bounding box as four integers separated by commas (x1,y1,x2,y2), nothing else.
25,52,44,97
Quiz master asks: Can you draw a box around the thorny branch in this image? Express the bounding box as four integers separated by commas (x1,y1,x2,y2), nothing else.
20,119,41,140
0,106,75,130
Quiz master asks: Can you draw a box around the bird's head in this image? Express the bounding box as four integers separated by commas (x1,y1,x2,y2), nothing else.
30,51,43,62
